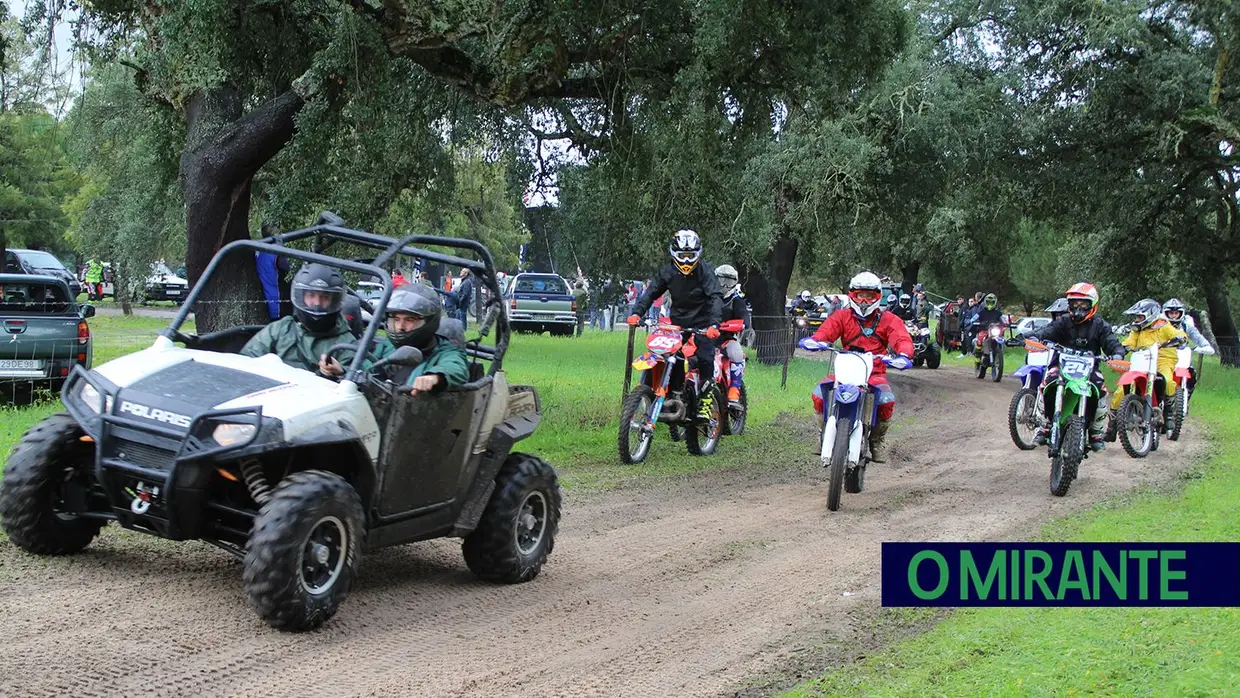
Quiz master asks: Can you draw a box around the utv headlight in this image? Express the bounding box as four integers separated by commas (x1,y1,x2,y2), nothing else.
213,423,257,446
79,383,111,414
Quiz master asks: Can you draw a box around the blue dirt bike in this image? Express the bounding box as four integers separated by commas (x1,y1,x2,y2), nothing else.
798,337,912,511
1008,344,1054,450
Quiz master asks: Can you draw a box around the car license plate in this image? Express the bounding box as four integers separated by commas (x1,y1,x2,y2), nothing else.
167,289,181,295
0,359,43,377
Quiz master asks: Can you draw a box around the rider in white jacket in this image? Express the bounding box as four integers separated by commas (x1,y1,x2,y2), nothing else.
1163,299,1214,354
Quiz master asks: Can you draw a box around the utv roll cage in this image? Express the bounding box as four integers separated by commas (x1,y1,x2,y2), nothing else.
159,213,511,383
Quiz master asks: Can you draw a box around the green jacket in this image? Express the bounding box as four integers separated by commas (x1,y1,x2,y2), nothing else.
240,316,363,375
371,335,470,391
573,287,589,319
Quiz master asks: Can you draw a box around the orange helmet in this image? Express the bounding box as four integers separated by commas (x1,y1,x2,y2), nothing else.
1064,282,1099,324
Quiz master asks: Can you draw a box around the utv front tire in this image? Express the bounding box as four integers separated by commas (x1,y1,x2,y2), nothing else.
0,413,103,555
464,453,562,583
925,345,942,369
243,470,364,632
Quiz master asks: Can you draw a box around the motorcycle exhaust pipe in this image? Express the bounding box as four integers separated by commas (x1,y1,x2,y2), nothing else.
659,398,686,423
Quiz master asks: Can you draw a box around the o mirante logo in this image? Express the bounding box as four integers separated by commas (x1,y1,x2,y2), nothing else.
881,543,1240,607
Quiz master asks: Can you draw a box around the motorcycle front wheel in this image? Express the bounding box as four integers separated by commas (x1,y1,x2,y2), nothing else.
825,415,852,512
991,345,1004,382
1118,394,1152,458
1008,388,1039,450
1050,416,1085,497
618,386,656,464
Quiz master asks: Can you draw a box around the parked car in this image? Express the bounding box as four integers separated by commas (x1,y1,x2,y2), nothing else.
1012,316,1051,338
140,262,189,303
505,273,577,336
0,274,94,398
3,249,82,298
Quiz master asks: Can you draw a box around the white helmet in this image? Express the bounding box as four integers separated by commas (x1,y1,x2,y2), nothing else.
799,290,811,301
715,264,740,296
848,271,883,318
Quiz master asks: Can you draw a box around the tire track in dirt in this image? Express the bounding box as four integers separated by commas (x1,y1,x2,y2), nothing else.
0,363,1206,698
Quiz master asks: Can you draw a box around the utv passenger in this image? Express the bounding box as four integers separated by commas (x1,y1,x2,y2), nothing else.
373,285,470,395
240,263,361,378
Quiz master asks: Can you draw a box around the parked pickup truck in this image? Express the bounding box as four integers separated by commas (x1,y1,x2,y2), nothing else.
0,274,95,396
505,273,577,336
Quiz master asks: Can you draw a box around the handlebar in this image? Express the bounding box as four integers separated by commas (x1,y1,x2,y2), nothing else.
797,338,912,370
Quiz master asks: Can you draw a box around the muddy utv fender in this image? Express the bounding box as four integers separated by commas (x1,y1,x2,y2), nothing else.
452,386,542,536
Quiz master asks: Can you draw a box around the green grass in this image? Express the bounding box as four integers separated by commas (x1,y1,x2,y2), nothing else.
2,322,823,489
782,363,1240,698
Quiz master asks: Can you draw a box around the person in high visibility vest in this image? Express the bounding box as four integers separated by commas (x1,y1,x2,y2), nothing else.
84,259,104,300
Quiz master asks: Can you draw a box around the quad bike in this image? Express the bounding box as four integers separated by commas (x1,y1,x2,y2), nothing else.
797,337,912,511
1108,340,1183,458
905,319,941,369
1166,346,1206,442
715,319,748,436
973,322,1007,382
0,218,561,632
619,324,723,463
1026,339,1101,497
1008,343,1054,450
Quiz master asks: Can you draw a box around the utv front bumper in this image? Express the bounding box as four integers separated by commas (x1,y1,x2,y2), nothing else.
62,365,279,543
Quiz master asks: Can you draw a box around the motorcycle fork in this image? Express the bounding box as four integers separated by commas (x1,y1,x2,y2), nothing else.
646,361,672,429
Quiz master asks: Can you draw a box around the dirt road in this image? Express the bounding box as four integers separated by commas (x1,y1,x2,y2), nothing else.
0,364,1204,697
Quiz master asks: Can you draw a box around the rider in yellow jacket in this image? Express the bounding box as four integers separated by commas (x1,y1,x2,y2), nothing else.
1110,299,1187,411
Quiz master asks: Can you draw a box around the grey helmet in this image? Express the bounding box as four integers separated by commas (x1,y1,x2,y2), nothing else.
1163,298,1186,327
1123,298,1162,330
291,263,346,336
385,285,442,349
715,264,740,298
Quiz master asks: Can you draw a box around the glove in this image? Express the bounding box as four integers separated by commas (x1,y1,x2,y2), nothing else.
1196,346,1215,355
626,314,641,327
1111,353,1126,362
705,326,720,339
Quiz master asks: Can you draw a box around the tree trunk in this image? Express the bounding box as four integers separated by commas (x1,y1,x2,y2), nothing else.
1202,274,1239,368
180,86,304,333
900,261,920,295
741,233,799,366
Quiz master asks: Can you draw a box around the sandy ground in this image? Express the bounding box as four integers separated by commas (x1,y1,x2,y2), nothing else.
0,362,1204,697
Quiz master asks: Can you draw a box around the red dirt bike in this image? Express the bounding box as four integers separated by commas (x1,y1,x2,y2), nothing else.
619,324,723,463
714,319,748,435
1107,340,1184,458
973,322,1008,382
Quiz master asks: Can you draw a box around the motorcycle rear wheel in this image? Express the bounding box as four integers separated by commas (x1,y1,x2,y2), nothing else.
1167,390,1185,442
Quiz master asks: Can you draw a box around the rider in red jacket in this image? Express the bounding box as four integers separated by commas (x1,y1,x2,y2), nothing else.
807,271,914,462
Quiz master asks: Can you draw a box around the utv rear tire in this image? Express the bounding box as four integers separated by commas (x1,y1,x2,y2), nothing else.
0,413,103,555
243,470,364,632
464,453,562,583
925,346,942,369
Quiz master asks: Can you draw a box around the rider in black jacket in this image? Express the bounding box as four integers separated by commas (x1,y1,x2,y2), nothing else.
628,230,724,418
967,293,1005,354
1027,282,1126,451
891,293,917,322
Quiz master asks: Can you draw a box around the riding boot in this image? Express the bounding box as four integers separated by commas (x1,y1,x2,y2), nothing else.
1089,404,1108,452
869,420,891,463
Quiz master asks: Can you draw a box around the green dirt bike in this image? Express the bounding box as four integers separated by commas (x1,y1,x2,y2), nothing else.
1026,339,1101,497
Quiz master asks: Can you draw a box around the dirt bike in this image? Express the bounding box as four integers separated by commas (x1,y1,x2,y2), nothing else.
715,319,748,435
619,324,723,464
904,319,941,369
1166,346,1206,442
973,322,1007,382
1026,339,1100,497
1008,343,1054,450
790,306,825,340
1109,341,1182,458
797,337,912,511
